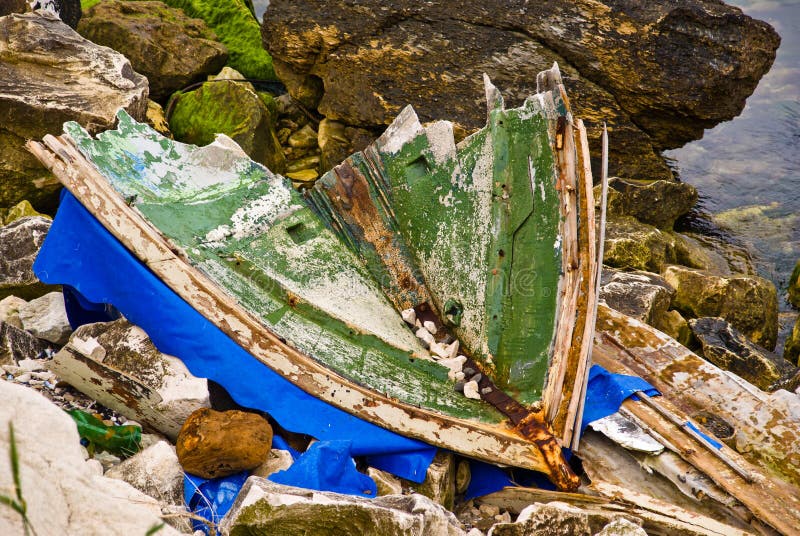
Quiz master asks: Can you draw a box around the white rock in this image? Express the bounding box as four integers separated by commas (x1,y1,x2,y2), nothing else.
463,380,481,400
439,355,466,379
401,308,417,326
430,342,450,359
415,327,435,347
423,320,438,335
0,381,180,535
14,372,31,383
71,336,106,361
466,529,484,536
17,358,46,372
105,441,185,507
252,448,294,479
367,466,404,496
18,291,72,344
445,340,459,359
0,296,26,329
85,458,104,476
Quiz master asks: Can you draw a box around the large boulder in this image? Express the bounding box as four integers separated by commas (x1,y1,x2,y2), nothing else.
599,178,697,230
157,0,275,80
664,265,778,349
0,380,180,535
219,478,465,535
0,216,57,300
78,0,228,102
0,11,148,211
263,0,778,182
168,72,286,173
689,317,797,391
49,318,211,439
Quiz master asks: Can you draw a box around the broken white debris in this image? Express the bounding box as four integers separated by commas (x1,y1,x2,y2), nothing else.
463,380,481,400
423,321,438,335
430,342,450,359
401,308,417,326
416,327,435,348
71,337,107,362
445,340,459,359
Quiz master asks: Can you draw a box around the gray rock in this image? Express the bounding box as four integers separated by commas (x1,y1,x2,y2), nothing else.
689,317,797,392
0,216,56,300
603,217,677,273
77,0,228,102
18,290,72,344
0,11,148,211
599,269,675,328
219,478,465,535
49,318,210,439
664,265,779,350
0,321,52,366
0,380,180,535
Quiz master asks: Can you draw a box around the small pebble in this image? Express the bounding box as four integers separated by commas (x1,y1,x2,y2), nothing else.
495,511,512,524
463,367,475,377
479,504,500,517
18,359,46,372
471,373,483,384
423,321,438,335
454,371,465,381
15,373,32,383
463,380,481,400
454,381,465,393
85,458,104,476
430,342,450,359
401,308,416,326
445,340,459,359
480,386,493,395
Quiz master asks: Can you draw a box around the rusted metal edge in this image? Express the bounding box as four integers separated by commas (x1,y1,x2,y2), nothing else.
27,134,581,490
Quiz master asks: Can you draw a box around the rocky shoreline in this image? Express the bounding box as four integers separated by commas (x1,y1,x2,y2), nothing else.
1,0,798,534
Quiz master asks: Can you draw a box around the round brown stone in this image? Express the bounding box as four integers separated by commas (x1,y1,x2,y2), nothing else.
176,408,273,479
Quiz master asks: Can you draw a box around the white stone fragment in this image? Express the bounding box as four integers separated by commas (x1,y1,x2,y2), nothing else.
17,358,46,372
416,327,435,347
71,336,107,361
423,321,438,335
463,380,481,400
18,291,72,344
439,355,467,374
401,308,417,326
445,340,459,359
430,342,451,359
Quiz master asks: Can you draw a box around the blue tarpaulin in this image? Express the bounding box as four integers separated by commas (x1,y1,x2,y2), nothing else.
36,191,661,524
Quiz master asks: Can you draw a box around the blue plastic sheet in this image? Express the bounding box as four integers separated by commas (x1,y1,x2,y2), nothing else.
580,364,660,433
35,192,436,490
184,471,249,533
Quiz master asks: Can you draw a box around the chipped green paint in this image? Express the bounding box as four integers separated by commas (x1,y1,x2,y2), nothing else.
64,111,497,421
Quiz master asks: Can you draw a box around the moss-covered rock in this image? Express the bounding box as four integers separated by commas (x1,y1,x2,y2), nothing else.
168,76,285,173
598,268,675,329
788,260,800,309
603,216,677,273
664,265,779,350
3,200,50,225
656,309,692,347
78,0,228,102
598,178,697,230
672,231,755,276
158,0,275,80
784,314,800,365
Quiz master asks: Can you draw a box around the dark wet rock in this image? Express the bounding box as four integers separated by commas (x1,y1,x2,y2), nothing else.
788,260,800,309
263,0,778,182
318,118,375,174
176,408,273,478
603,217,677,273
600,178,697,230
0,216,57,300
78,0,228,102
50,318,211,439
0,12,148,211
220,478,465,535
689,317,797,391
599,269,675,328
0,0,30,17
656,309,692,347
168,72,286,173
665,265,778,350
0,321,52,366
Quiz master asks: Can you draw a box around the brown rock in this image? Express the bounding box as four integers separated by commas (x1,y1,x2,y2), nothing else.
177,408,273,478
0,216,58,300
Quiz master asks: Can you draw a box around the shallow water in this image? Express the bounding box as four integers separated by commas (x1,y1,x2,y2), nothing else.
665,0,800,303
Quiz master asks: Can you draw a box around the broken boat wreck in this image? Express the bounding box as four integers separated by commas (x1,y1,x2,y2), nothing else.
27,64,800,533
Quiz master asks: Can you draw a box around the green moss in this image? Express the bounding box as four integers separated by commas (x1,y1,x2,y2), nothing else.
158,0,276,80
788,260,800,309
81,0,102,10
